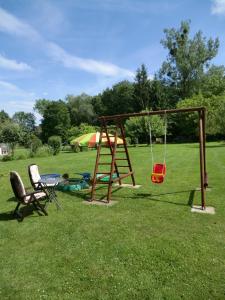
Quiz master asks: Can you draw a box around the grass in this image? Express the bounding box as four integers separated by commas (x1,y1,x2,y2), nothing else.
0,142,225,299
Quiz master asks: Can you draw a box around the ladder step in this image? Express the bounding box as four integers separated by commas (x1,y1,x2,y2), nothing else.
96,172,111,175
112,172,134,182
116,166,129,168
98,163,111,165
94,181,110,185
115,158,128,160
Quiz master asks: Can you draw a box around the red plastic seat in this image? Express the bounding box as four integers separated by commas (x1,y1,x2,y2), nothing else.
151,163,166,184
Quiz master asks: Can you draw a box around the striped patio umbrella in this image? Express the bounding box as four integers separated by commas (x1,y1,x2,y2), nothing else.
70,132,123,148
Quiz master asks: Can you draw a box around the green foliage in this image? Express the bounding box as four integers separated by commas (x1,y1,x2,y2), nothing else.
71,142,80,153
66,93,96,126
176,93,225,136
12,111,35,133
125,113,164,144
96,81,135,116
79,123,97,134
1,155,13,162
0,123,21,156
35,145,53,157
134,64,151,111
34,99,52,116
160,20,219,99
41,100,71,142
0,110,10,123
67,126,80,141
29,135,42,155
48,135,62,155
91,94,106,117
201,65,225,97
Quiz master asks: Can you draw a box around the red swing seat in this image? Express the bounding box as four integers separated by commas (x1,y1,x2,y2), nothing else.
151,163,166,184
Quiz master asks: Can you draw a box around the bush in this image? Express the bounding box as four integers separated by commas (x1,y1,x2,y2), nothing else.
2,155,13,162
71,142,80,153
35,145,53,157
48,136,62,155
62,145,72,152
29,135,42,154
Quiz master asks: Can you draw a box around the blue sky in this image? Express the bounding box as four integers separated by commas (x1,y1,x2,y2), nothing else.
0,0,225,121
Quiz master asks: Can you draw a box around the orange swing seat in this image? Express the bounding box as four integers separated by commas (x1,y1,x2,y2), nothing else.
151,163,166,184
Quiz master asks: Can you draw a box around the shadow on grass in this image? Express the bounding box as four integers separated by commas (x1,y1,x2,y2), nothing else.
187,143,225,149
0,199,46,222
124,189,196,207
58,186,122,201
7,196,17,202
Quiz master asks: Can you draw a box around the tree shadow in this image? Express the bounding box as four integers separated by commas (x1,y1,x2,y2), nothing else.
187,143,225,149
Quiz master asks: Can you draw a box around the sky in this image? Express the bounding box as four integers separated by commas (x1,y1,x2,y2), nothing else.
0,0,225,122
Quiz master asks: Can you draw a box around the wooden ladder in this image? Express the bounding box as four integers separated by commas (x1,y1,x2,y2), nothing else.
90,119,135,202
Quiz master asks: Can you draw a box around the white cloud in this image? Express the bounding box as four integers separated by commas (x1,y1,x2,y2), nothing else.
0,7,133,77
47,42,134,77
0,54,32,71
0,80,20,91
0,7,41,40
211,0,225,15
0,80,34,97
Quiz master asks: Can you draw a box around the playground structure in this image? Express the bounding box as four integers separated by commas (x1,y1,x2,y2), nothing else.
90,107,208,209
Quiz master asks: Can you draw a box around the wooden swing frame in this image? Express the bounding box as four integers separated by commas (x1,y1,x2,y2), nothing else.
90,107,207,209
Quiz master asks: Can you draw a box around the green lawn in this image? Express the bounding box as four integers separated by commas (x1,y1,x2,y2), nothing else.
0,143,225,299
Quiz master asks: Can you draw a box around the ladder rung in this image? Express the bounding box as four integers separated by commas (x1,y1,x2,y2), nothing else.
95,181,110,185
117,165,129,167
112,172,134,182
117,172,130,174
97,172,111,175
98,163,111,165
115,158,127,160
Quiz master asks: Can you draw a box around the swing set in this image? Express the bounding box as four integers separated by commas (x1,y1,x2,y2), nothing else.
90,107,208,209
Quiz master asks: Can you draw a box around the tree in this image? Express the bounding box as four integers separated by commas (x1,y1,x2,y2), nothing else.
91,94,106,117
125,113,164,144
159,20,219,99
0,110,10,123
134,64,151,111
201,65,225,97
134,64,152,111
41,100,71,142
34,99,52,116
13,112,36,132
101,81,135,115
66,93,96,126
48,136,62,155
176,93,225,136
0,123,21,156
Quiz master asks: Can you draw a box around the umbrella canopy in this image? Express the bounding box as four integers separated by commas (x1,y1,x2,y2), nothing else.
70,132,123,148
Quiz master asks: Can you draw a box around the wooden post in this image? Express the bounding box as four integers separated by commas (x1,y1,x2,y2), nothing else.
119,122,136,186
202,109,208,188
199,110,206,209
90,128,103,201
